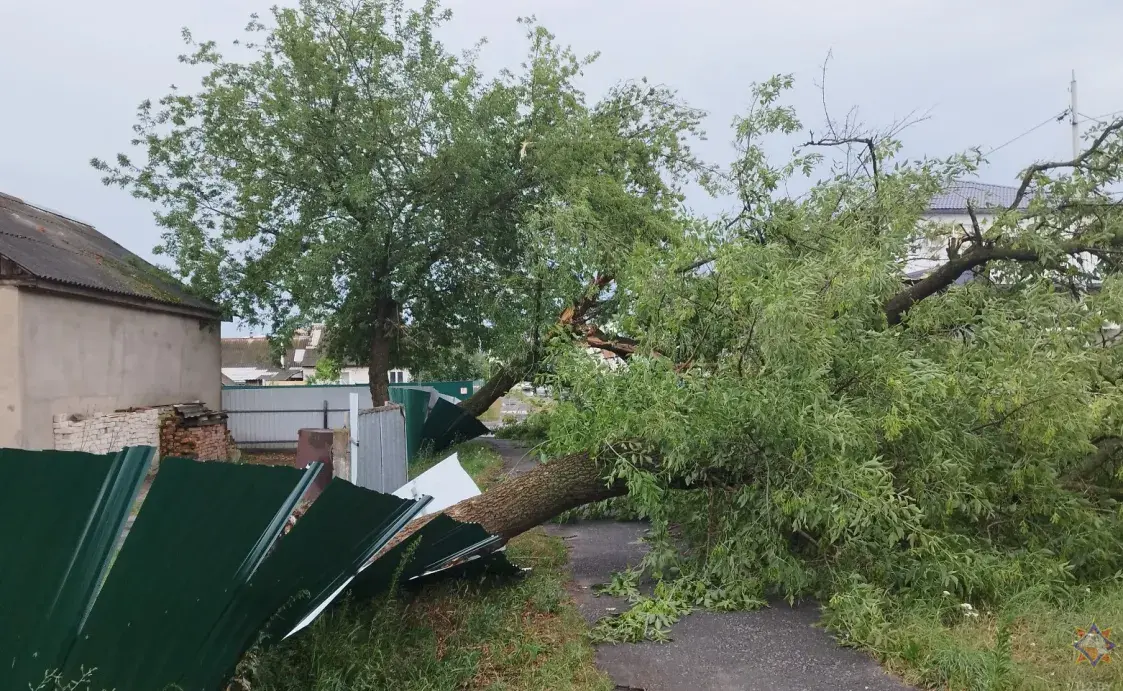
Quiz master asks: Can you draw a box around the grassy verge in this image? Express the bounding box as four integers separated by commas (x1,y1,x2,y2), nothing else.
842,585,1123,690
244,442,611,691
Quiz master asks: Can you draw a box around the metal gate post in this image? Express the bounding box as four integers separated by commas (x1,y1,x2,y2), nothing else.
348,393,359,485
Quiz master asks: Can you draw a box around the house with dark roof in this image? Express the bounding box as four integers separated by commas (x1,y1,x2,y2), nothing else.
907,180,1032,279
0,192,222,449
925,180,1033,215
220,335,303,385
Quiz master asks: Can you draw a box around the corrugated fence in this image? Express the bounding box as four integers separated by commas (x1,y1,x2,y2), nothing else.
223,381,483,450
354,405,409,493
0,445,516,691
223,385,372,449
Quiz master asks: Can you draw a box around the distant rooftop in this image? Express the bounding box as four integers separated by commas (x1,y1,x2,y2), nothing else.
927,180,1032,213
0,192,219,315
222,336,277,369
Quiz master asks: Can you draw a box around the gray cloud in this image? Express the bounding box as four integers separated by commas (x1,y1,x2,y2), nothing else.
3,0,1119,334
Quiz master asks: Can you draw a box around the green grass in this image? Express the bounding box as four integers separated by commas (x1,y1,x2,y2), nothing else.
241,442,610,691
409,441,507,488
853,585,1123,690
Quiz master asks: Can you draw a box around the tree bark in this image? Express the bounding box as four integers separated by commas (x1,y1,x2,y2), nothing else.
444,451,626,539
377,450,627,556
459,355,534,418
368,297,398,405
458,275,616,417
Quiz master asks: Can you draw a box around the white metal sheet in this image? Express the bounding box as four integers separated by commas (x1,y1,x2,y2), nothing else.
391,453,480,514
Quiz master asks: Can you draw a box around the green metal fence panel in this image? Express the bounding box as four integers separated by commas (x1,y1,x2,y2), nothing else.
407,380,477,401
389,386,432,461
188,478,426,690
401,514,502,579
256,479,425,642
0,446,153,691
1,446,517,690
61,457,312,691
419,398,491,454
346,514,500,600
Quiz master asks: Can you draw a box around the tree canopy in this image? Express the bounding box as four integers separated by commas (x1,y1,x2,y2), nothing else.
522,79,1123,657
94,0,701,400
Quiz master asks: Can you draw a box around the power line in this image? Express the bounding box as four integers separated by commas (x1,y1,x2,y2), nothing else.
1079,109,1123,125
984,110,1069,156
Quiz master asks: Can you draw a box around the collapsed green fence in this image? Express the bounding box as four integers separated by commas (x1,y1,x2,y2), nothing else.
0,446,514,691
390,386,491,461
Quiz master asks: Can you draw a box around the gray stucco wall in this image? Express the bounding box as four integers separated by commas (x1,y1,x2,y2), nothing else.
16,289,221,450
0,285,23,447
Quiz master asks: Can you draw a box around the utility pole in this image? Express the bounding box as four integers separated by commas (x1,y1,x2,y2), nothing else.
1071,70,1080,158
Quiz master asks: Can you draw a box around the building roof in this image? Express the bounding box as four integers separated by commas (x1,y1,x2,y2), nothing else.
221,366,280,384
222,336,308,384
0,192,218,314
927,181,1032,213
286,339,323,369
222,337,278,368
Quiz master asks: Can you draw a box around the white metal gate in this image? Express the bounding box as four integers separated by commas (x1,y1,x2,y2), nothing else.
353,404,408,493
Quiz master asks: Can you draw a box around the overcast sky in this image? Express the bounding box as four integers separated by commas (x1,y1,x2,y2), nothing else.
3,0,1121,335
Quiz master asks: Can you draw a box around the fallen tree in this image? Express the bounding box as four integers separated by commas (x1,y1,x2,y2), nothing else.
429,82,1123,661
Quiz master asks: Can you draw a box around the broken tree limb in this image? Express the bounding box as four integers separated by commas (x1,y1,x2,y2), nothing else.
459,355,536,418
581,330,639,359
883,236,1123,325
458,275,616,417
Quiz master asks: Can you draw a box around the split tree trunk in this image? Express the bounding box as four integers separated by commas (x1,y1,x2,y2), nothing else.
368,298,398,405
459,355,534,418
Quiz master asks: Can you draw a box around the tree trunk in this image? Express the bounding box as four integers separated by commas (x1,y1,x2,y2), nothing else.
368,298,398,405
459,355,534,418
445,451,626,539
458,275,616,417
378,451,625,556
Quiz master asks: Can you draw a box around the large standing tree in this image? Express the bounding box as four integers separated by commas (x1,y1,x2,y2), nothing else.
94,0,701,403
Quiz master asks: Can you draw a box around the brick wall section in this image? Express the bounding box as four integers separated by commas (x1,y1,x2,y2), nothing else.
53,404,233,461
53,408,161,454
158,408,233,461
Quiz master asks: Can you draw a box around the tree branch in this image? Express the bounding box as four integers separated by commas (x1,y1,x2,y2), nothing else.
965,201,984,243
804,136,879,191
1009,118,1123,211
884,236,1122,325
582,331,639,358
969,394,1058,433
